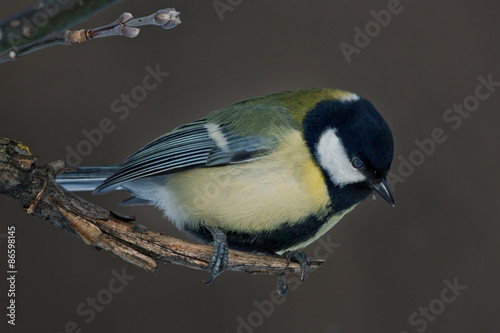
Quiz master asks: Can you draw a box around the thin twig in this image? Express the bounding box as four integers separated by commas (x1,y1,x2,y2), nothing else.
0,139,324,281
0,0,122,52
0,8,181,64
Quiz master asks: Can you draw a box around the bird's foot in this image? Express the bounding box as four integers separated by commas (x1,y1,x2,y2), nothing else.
283,251,309,282
203,224,229,285
277,272,290,296
275,251,309,296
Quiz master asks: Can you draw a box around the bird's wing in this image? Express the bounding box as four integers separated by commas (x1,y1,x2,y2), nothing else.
94,107,296,194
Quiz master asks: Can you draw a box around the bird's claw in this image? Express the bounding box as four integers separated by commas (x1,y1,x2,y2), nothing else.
204,224,229,285
277,272,290,296
275,251,309,295
282,251,309,282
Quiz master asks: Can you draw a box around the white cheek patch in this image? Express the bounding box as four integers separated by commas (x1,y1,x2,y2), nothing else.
205,123,229,152
316,129,366,186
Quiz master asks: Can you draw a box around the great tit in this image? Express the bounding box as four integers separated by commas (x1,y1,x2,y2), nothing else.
57,88,394,284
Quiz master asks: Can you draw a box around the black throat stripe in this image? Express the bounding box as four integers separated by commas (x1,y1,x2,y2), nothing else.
184,209,336,254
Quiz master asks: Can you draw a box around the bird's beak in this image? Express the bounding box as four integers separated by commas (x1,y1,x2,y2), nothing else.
370,178,395,207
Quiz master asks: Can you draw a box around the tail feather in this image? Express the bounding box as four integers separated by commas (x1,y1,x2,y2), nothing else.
56,166,120,192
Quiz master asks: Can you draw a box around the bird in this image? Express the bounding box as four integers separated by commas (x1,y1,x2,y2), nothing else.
56,88,394,287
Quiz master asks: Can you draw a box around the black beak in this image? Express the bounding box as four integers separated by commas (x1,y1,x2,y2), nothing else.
370,178,395,207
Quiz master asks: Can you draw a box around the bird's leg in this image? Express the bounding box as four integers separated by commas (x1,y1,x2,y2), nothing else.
203,224,229,285
282,251,309,282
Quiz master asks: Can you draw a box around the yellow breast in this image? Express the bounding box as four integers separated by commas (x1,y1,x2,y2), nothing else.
164,130,331,232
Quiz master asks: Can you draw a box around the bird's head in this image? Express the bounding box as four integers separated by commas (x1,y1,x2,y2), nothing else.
303,92,394,210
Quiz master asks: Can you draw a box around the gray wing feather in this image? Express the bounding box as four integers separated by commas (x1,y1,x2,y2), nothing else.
94,118,275,194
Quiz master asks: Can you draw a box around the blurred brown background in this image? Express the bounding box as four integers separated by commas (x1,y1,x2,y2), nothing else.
1,0,499,332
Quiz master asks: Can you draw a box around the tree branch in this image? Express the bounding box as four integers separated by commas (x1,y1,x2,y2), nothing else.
0,139,324,281
0,7,181,64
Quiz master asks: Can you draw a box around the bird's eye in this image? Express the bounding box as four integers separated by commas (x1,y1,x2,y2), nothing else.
351,157,365,169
